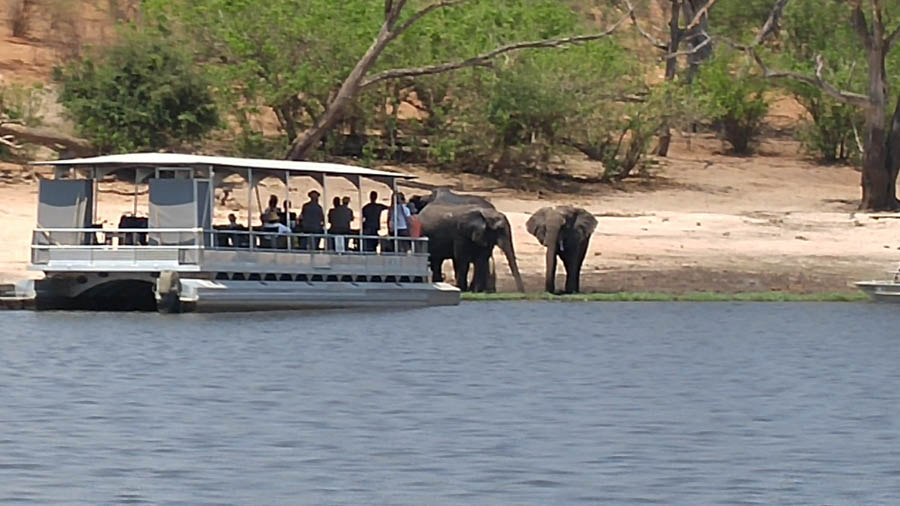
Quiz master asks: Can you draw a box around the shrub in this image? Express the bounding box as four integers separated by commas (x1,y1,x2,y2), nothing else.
0,82,45,127
795,92,862,163
696,53,769,155
54,30,219,153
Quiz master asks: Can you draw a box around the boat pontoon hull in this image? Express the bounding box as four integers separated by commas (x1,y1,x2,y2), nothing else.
855,280,900,302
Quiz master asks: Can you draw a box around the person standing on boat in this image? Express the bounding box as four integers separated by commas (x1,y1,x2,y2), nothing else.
301,190,325,250
362,191,388,252
328,196,353,251
388,192,411,252
327,196,341,232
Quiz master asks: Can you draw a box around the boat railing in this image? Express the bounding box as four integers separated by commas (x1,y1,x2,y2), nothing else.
31,227,205,266
31,227,428,267
207,229,428,256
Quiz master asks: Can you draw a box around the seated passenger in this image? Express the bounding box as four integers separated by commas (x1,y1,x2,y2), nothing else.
261,210,290,248
223,213,248,248
261,194,280,224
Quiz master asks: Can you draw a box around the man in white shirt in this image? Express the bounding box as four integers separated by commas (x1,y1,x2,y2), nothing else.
388,193,411,252
261,211,291,248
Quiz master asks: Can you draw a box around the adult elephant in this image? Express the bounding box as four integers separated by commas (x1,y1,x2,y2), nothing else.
526,206,598,294
415,189,525,293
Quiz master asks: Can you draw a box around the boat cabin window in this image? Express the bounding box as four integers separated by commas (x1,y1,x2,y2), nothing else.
156,167,193,179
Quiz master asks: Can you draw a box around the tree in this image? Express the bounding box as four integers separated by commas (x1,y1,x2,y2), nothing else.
54,30,219,153
626,0,714,155
283,0,634,160
747,0,900,210
779,0,865,163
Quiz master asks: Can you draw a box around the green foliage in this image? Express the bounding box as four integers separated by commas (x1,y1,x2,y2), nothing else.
794,95,863,163
0,83,45,127
141,0,586,158
707,0,777,40
696,53,769,155
778,0,865,163
54,29,219,153
419,40,664,180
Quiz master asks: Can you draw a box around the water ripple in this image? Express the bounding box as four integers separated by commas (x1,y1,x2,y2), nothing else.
1,302,900,504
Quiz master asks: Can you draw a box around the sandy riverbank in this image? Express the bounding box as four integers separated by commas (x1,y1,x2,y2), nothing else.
2,135,898,294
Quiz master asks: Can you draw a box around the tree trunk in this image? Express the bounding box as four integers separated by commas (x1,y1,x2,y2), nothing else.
681,0,712,83
656,0,682,157
859,38,897,210
286,26,393,160
884,91,900,209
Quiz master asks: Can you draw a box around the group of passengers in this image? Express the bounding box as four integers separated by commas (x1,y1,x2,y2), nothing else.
221,189,418,252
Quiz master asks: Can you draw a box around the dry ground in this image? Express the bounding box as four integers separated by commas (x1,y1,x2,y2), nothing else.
1,3,898,293
2,133,898,294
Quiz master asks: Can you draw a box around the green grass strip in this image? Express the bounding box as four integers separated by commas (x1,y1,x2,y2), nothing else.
461,291,869,302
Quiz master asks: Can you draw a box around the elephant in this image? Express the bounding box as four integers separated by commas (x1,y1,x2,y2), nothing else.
526,205,598,294
415,189,525,293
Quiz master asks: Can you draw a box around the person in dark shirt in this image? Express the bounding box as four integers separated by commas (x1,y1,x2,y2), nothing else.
329,197,353,234
361,191,388,252
300,190,324,249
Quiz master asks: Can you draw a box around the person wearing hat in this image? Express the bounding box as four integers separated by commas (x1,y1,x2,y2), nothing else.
300,189,325,250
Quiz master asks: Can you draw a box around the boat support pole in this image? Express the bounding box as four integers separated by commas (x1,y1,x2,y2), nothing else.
357,175,363,249
248,168,254,252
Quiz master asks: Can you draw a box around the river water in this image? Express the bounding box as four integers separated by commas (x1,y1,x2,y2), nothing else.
2,302,900,505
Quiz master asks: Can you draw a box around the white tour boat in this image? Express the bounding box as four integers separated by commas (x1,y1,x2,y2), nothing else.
855,264,900,302
23,153,460,312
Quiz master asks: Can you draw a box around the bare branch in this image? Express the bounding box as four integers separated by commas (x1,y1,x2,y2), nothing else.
662,30,712,60
0,122,94,155
872,0,885,43
0,135,23,150
361,9,632,89
744,45,872,108
392,0,470,38
852,4,873,50
622,0,668,50
387,0,407,23
754,0,790,45
685,0,720,31
886,23,900,50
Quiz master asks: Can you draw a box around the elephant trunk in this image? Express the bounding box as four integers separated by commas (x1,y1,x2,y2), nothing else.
497,226,525,293
543,225,560,294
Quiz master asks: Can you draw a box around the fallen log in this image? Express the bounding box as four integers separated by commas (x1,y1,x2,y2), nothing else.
0,123,94,157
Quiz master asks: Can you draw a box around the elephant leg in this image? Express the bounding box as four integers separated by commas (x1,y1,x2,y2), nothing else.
456,260,470,291
430,255,444,283
471,255,491,293
453,242,473,292
485,256,497,293
564,240,590,293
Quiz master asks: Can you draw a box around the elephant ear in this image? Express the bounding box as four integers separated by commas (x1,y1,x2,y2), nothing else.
526,207,563,247
572,208,598,239
458,208,488,244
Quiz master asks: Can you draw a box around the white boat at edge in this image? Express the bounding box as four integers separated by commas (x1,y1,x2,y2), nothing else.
25,153,460,313
855,263,900,302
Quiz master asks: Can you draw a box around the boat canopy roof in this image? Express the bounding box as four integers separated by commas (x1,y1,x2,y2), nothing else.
32,153,414,180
